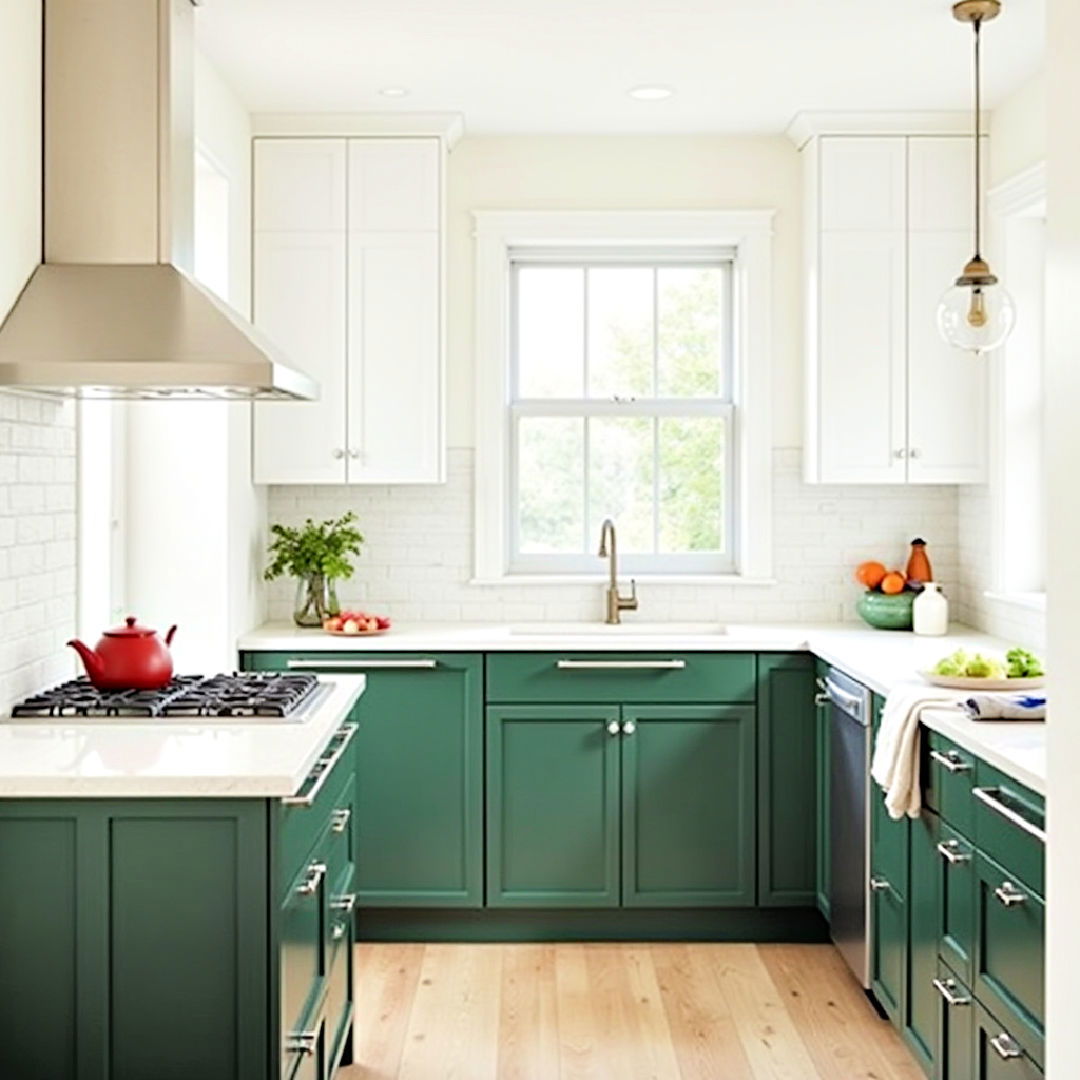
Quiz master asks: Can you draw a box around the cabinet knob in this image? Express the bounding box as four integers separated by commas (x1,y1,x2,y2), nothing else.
332,448,345,460
869,876,890,892
348,448,361,460
893,448,907,459
606,720,621,736
909,447,921,459
621,720,637,736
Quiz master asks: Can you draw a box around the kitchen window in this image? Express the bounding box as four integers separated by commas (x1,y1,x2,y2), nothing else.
473,210,775,583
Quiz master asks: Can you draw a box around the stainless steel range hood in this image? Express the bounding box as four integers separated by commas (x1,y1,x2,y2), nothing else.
0,0,317,401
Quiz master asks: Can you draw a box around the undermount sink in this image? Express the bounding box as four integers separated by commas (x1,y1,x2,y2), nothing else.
507,622,729,638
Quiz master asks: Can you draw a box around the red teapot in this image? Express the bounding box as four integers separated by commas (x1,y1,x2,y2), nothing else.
67,616,178,691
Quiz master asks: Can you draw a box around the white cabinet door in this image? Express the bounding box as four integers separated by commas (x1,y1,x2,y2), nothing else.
908,137,975,232
253,139,346,232
252,231,348,484
347,139,440,233
817,231,908,484
819,138,907,232
346,232,440,483
906,230,988,483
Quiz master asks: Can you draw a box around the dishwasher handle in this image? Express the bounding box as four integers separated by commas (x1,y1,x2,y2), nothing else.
824,676,868,725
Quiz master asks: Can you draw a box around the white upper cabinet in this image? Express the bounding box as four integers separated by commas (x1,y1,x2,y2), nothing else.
803,133,988,485
252,136,445,485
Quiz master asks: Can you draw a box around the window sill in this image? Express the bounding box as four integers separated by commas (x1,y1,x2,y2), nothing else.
470,574,777,587
983,590,1047,613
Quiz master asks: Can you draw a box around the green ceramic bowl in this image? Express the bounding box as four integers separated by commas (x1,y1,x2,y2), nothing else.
856,589,915,631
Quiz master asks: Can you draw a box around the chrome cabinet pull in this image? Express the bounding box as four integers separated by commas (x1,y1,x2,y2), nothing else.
330,892,356,914
330,807,351,833
936,840,972,865
932,977,971,1007
929,748,972,774
287,658,438,670
296,861,327,896
622,719,637,736
869,876,890,892
282,722,359,807
973,787,1046,843
606,720,621,736
994,881,1028,907
556,659,686,671
331,922,347,941
989,1032,1022,1060
285,1030,319,1056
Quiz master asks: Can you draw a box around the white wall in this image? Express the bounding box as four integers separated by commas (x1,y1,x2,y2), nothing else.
0,0,78,709
1045,0,1080,1070
990,71,1047,187
123,49,264,672
445,135,804,448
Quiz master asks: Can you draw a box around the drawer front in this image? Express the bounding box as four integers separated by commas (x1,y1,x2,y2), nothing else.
485,651,756,704
974,1000,1044,1077
974,851,1045,1047
923,730,975,834
280,855,328,1047
974,762,1045,897
934,960,974,1080
325,866,355,1073
937,820,976,985
280,727,357,900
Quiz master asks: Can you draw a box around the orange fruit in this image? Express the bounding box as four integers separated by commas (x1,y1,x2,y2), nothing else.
855,560,887,589
880,571,906,595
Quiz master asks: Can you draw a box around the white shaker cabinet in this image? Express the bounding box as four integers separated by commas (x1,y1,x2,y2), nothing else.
252,136,444,485
802,133,988,485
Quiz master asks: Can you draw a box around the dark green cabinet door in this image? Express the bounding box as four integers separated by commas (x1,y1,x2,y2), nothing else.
974,1002,1043,1079
0,813,78,1080
937,821,976,986
343,654,483,906
871,695,909,900
907,810,940,1074
973,852,1045,1058
757,653,816,907
934,961,974,1080
621,705,756,907
281,853,327,1055
487,705,621,907
871,876,907,1025
814,658,831,919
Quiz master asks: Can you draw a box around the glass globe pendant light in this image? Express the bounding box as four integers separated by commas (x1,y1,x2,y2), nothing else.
937,0,1016,354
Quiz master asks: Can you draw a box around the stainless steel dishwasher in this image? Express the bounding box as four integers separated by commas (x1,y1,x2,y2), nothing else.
825,666,872,988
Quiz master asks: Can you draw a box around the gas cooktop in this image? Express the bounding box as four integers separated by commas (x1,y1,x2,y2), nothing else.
9,672,326,722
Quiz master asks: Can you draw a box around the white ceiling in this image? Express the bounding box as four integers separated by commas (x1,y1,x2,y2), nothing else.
194,0,1045,135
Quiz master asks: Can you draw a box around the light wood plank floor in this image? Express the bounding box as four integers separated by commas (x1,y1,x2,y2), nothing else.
339,943,924,1080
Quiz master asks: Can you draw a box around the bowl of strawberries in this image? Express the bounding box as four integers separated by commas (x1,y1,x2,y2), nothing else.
322,610,391,636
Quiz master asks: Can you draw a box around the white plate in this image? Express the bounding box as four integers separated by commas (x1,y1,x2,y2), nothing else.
920,672,1045,691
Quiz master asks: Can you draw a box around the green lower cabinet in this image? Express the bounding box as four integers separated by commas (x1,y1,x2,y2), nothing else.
814,658,831,919
757,653,816,907
872,873,908,1025
907,810,940,1074
974,1001,1044,1078
937,821,976,986
243,651,484,908
934,961,975,1080
486,705,621,907
621,705,755,907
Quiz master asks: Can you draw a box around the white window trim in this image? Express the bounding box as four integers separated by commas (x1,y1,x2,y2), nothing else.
473,209,775,584
986,163,1047,614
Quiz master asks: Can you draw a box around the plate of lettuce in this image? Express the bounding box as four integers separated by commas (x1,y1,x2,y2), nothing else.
921,647,1045,690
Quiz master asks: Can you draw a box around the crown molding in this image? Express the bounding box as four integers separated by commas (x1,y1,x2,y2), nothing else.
785,110,985,150
252,112,465,149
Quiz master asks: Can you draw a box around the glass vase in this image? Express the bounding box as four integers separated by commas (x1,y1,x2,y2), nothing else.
293,573,340,628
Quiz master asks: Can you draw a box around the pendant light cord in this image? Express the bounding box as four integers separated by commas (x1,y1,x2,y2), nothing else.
973,16,983,259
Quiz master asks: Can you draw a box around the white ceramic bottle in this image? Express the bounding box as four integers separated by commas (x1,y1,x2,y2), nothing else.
913,582,949,636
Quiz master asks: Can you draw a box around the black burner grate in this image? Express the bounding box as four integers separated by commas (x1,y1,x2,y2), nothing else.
11,673,320,719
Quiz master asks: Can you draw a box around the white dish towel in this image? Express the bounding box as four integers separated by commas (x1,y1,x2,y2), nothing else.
871,685,965,820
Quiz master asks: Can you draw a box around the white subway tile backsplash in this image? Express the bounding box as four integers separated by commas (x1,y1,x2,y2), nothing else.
265,447,962,626
0,393,78,713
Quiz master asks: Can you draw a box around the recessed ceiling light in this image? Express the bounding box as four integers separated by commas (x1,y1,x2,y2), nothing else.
379,86,410,98
627,84,674,101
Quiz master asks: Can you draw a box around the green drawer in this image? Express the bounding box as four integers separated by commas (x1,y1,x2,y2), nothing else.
973,762,1045,897
485,651,756,703
923,730,976,835
935,960,975,1080
937,820,976,986
974,851,1044,1054
279,730,356,901
975,999,1044,1076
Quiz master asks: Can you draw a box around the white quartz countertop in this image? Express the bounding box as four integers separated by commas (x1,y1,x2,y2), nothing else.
0,676,365,799
239,620,1046,793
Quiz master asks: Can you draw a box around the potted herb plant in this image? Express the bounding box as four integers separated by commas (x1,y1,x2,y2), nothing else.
264,512,364,627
